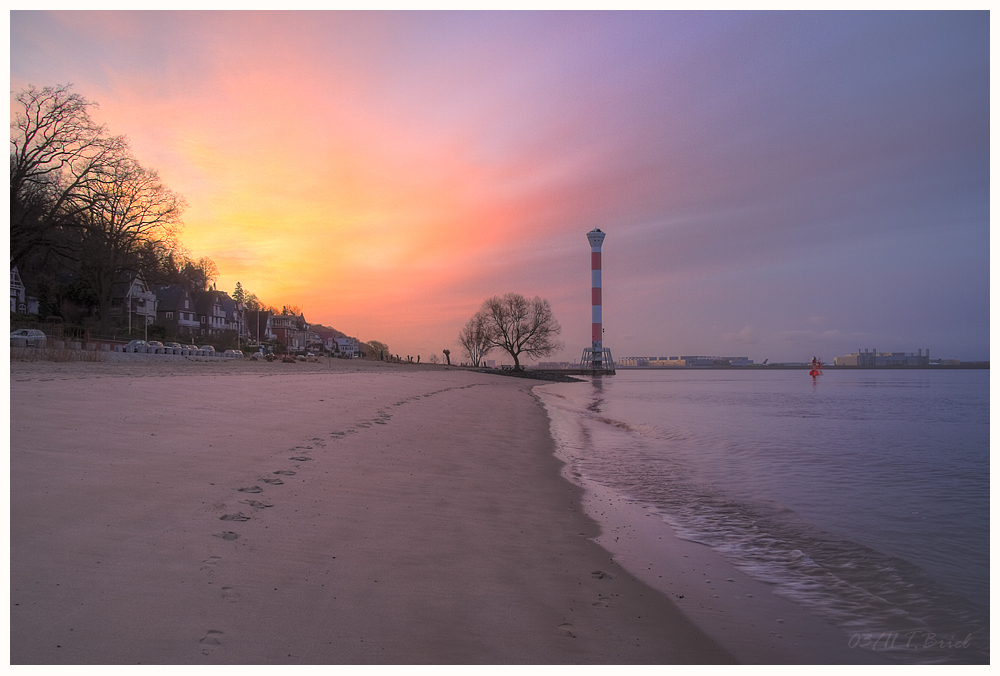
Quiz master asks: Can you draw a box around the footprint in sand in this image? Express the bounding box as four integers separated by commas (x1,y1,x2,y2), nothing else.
239,499,273,509
200,629,224,645
591,570,614,580
273,470,296,475
237,486,262,493
220,586,241,603
219,512,251,521
260,477,284,485
558,623,577,638
592,596,611,608
212,531,239,541
200,556,222,571
289,456,312,462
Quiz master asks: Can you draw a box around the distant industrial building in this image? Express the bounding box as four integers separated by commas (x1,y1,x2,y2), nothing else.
616,356,753,367
834,349,930,367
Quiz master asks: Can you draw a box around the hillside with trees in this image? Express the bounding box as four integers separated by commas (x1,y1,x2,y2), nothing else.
11,84,383,354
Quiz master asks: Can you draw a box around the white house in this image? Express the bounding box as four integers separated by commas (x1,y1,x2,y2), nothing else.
335,337,358,358
10,265,25,313
111,272,158,328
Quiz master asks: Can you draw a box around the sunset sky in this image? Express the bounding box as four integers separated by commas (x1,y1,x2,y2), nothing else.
10,11,990,362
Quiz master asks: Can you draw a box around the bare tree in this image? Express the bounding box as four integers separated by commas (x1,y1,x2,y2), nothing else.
244,293,262,311
196,257,219,289
10,84,126,267
480,293,562,370
458,308,493,367
442,348,451,365
76,153,185,334
179,256,218,292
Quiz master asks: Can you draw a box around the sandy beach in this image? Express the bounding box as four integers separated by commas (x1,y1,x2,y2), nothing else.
9,357,734,664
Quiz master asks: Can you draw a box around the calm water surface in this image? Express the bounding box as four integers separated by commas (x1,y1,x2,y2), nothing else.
537,369,989,664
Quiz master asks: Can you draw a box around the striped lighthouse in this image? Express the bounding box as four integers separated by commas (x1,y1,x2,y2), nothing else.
582,228,614,373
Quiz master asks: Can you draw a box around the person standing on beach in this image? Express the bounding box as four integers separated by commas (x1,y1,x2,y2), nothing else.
810,356,823,379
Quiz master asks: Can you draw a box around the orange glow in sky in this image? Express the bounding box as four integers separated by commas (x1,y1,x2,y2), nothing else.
10,11,991,362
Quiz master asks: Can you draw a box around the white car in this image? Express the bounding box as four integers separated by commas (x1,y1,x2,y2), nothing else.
11,329,47,348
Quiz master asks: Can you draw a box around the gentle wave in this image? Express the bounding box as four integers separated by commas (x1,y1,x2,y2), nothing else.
538,371,989,664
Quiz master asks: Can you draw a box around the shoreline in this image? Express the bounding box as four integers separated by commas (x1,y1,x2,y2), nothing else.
10,359,732,664
533,379,904,665
554,463,885,664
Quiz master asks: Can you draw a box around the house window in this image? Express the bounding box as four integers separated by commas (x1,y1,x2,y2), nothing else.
184,300,189,309
166,312,174,319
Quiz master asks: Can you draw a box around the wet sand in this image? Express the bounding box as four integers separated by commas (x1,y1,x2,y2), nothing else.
9,358,733,664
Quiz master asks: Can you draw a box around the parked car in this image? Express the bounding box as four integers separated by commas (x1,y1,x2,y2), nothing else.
146,340,165,354
182,344,199,355
125,339,148,353
223,349,245,358
162,341,182,355
10,328,47,348
199,345,216,356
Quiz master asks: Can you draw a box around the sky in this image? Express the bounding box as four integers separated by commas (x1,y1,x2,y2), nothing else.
10,10,991,363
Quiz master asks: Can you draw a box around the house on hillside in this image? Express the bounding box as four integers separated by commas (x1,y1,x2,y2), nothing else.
154,285,201,338
244,309,273,344
9,264,41,315
335,337,359,358
10,265,25,314
304,330,326,354
312,326,343,352
110,272,158,329
270,313,309,352
194,290,230,337
216,292,243,338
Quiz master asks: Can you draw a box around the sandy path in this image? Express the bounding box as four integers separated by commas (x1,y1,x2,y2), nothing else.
10,360,732,664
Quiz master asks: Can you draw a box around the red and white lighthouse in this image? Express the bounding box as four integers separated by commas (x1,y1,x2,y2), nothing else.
582,228,614,373
588,228,605,351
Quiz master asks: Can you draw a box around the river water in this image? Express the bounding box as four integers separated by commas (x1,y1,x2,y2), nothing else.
536,369,989,664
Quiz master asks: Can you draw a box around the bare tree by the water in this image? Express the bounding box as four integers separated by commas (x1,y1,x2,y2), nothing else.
464,293,562,370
